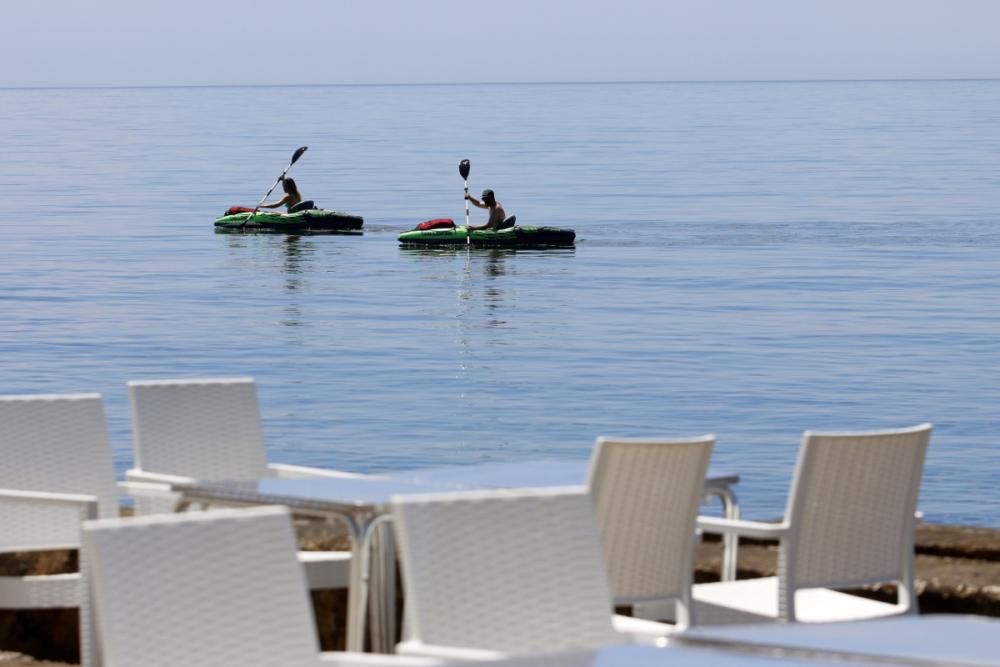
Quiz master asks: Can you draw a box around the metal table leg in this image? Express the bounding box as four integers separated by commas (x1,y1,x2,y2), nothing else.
352,513,396,653
367,519,397,653
344,512,371,653
704,485,741,582
719,487,740,581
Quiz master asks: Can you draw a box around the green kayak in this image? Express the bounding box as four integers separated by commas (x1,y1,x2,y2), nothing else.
398,225,575,247
214,209,364,234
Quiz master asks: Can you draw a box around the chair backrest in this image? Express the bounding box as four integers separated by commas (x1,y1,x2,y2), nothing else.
392,487,620,653
84,506,318,667
784,423,932,592
0,394,118,551
587,435,714,616
128,378,269,480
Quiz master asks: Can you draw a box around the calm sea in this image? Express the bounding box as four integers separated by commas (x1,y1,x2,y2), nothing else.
1,80,998,525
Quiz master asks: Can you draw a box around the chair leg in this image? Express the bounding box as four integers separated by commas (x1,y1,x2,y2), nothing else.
721,489,740,582
81,549,100,667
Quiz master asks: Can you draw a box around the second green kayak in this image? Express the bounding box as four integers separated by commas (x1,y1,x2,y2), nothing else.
398,225,575,247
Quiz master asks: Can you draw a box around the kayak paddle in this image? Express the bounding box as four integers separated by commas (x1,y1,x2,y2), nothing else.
459,159,471,245
242,146,308,228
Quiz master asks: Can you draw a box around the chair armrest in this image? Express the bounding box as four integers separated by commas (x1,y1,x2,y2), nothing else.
268,462,376,480
0,488,99,552
0,488,99,510
117,480,181,501
318,653,445,665
696,516,789,540
396,640,507,661
612,614,672,645
125,468,198,487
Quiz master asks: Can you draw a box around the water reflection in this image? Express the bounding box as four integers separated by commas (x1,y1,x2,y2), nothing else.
279,235,309,329
399,246,576,333
482,248,510,327
280,235,306,291
222,233,319,331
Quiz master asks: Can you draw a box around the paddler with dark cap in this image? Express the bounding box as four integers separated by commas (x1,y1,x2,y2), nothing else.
465,188,507,231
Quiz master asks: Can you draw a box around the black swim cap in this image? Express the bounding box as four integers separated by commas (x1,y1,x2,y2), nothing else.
481,189,495,203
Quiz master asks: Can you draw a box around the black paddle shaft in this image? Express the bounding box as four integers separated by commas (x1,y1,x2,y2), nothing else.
242,146,309,227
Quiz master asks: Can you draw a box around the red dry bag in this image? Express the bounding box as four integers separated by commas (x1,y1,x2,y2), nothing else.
416,218,456,231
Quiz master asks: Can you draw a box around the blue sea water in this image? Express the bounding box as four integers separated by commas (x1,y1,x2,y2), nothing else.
1,80,998,525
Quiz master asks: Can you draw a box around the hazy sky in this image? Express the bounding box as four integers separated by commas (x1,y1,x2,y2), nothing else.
3,0,998,87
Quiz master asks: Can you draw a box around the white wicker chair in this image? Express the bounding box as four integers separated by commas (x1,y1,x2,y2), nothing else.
124,377,364,590
391,487,671,661
83,506,442,667
0,393,122,667
693,423,933,625
587,435,715,628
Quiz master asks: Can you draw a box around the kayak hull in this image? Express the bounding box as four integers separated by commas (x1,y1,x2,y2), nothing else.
214,210,364,234
398,226,575,247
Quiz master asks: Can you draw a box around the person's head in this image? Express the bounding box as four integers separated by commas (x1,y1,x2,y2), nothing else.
481,189,496,206
282,177,300,197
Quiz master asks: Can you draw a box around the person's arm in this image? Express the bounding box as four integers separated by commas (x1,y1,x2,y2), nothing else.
470,213,498,232
465,194,488,209
259,194,290,209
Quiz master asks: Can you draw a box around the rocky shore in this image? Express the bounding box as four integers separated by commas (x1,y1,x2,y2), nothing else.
2,523,997,665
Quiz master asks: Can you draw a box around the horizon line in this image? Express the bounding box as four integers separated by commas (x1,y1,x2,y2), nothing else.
1,76,999,92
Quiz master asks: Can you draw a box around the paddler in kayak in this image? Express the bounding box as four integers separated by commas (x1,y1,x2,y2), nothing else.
465,189,507,231
260,176,303,212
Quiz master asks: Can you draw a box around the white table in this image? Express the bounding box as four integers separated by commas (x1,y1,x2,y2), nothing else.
173,475,451,653
484,643,873,666
174,462,740,654
387,459,742,580
673,615,1000,667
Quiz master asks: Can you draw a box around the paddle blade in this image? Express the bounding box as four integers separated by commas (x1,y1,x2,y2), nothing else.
291,146,309,164
459,159,470,180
